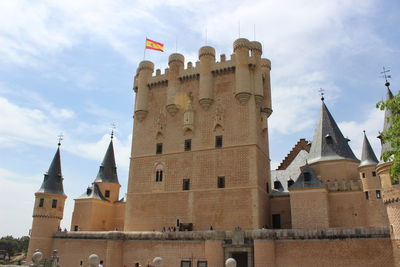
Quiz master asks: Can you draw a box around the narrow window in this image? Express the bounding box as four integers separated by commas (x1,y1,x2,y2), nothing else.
155,170,163,182
198,261,208,267
156,143,163,154
362,173,366,178
218,176,225,188
215,135,223,148
74,225,79,231
105,190,110,198
365,191,369,200
304,172,311,182
376,190,382,199
39,198,44,207
372,171,377,177
184,139,192,151
52,199,57,208
176,219,180,227
288,179,294,188
266,182,269,193
183,179,190,190
181,261,191,267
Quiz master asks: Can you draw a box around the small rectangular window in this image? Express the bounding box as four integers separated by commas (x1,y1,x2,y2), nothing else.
184,139,192,151
362,173,366,178
372,171,377,177
376,190,382,199
365,191,369,200
304,172,311,182
183,179,190,191
198,261,208,267
215,135,223,148
181,261,191,267
156,143,163,154
52,199,57,208
218,176,225,188
74,225,79,231
105,190,110,198
39,198,44,207
266,182,269,193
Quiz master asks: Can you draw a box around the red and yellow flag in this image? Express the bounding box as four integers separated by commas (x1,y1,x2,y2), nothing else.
145,38,164,52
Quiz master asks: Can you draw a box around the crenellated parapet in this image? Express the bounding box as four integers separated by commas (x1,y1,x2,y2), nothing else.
132,39,272,121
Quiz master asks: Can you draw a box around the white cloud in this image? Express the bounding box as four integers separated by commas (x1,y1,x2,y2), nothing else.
0,168,41,237
339,108,384,160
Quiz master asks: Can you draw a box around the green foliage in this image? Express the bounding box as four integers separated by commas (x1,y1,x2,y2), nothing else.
377,91,400,182
0,235,30,261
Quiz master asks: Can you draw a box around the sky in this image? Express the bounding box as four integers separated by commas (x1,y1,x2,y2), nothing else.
0,0,399,238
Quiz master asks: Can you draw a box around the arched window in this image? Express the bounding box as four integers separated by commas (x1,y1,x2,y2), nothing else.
154,162,165,182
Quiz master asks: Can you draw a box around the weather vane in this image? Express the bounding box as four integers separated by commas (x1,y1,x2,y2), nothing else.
57,133,64,146
380,66,391,89
318,88,325,101
111,123,116,139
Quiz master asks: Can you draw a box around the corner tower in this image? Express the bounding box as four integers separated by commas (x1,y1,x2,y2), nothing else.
125,39,273,231
71,136,124,231
358,131,388,227
27,143,67,260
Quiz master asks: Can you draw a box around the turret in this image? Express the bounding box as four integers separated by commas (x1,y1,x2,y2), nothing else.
260,58,272,116
233,38,252,104
358,131,387,227
198,46,215,110
94,136,121,203
166,53,184,116
251,41,264,107
134,61,154,121
27,144,67,260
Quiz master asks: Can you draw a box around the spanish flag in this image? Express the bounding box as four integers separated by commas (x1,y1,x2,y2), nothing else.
145,38,164,52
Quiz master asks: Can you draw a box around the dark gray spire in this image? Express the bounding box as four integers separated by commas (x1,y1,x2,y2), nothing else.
378,88,394,164
37,146,65,195
308,101,359,164
94,139,119,184
289,163,325,189
360,131,378,167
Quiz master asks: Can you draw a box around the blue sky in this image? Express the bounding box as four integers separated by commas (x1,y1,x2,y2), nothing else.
0,0,399,237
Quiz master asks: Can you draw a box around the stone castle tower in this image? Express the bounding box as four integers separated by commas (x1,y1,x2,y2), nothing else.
376,86,400,266
71,136,125,231
27,144,66,260
124,38,273,231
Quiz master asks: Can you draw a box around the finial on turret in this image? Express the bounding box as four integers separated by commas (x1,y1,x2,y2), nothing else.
57,133,63,147
380,66,392,90
110,123,116,140
318,88,325,101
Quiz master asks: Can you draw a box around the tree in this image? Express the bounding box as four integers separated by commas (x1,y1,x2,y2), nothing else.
377,91,400,183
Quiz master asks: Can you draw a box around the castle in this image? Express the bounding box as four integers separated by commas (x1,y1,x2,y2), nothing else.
27,38,399,267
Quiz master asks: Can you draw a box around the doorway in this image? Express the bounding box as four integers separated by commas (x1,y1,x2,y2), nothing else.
272,214,281,229
231,252,248,267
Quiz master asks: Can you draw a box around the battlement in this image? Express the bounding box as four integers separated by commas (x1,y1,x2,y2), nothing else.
54,227,390,241
134,38,271,89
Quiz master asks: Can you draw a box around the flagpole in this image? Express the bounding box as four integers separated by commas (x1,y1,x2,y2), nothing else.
143,37,147,60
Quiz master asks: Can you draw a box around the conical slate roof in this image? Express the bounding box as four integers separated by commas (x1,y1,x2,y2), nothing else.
94,139,119,184
308,101,358,164
359,132,378,167
289,163,325,189
78,183,107,201
378,88,394,165
37,146,65,195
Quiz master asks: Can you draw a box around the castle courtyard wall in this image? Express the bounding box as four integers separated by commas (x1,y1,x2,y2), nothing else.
52,228,393,267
